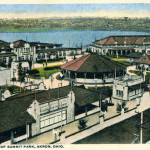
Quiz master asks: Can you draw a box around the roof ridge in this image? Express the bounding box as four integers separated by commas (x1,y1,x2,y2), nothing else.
103,37,110,45
63,54,91,70
101,56,116,72
6,90,44,101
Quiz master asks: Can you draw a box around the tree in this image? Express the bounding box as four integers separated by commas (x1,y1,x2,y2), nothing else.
28,60,32,70
18,61,25,82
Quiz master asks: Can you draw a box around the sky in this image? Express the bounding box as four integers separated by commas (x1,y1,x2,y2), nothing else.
0,4,150,19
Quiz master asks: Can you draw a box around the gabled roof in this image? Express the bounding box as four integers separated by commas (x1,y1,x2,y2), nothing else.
0,94,35,133
13,40,27,48
136,55,150,64
61,53,126,73
6,85,100,106
94,35,150,46
13,40,63,48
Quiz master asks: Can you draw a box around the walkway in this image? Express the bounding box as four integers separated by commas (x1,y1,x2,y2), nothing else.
62,93,150,144
33,62,64,68
11,72,70,90
126,65,136,76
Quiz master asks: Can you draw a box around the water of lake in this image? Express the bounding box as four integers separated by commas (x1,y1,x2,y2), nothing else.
0,30,150,47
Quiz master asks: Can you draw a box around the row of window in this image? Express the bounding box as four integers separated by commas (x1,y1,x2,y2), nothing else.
19,56,33,61
40,101,67,114
129,89,141,97
40,111,66,128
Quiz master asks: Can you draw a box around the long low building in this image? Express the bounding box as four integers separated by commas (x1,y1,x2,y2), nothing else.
0,85,101,144
88,35,150,56
36,47,82,62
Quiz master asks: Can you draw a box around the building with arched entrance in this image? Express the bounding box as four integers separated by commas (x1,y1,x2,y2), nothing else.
61,53,126,84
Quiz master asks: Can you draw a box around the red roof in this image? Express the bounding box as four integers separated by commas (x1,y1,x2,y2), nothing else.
13,40,27,48
61,54,90,71
136,55,150,64
95,36,150,45
61,53,126,73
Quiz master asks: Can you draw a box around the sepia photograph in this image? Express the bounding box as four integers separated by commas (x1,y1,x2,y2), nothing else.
0,0,150,148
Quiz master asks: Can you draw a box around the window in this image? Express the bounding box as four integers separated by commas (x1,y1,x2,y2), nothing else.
40,104,49,114
116,90,123,97
40,110,66,128
129,90,136,97
59,51,62,56
38,54,41,59
30,56,33,61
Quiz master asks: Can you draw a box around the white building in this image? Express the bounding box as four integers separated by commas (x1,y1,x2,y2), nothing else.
10,40,37,62
88,35,150,56
0,67,11,86
112,75,144,101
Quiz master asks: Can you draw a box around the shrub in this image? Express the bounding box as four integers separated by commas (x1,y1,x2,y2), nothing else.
78,119,87,130
29,69,39,75
56,74,64,80
11,78,16,81
116,101,126,112
44,66,60,70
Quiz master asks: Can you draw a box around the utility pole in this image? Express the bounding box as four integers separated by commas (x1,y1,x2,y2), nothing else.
140,111,143,144
61,102,63,132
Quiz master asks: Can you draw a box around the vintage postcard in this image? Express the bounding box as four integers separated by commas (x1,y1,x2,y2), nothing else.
0,0,150,149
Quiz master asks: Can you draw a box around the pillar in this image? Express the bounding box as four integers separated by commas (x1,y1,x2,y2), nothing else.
94,73,96,79
84,73,87,79
26,124,29,138
99,109,104,124
116,51,118,56
121,108,124,115
100,116,104,123
11,131,14,144
68,71,71,79
59,131,66,143
85,106,87,116
75,72,77,79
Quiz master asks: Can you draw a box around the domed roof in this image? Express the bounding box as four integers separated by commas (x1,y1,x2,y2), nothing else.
61,53,126,73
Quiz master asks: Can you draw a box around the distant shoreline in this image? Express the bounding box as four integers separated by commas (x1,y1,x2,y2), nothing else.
0,17,149,33
0,28,150,33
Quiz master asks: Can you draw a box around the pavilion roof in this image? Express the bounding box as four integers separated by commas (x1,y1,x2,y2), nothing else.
61,53,126,73
136,55,150,64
